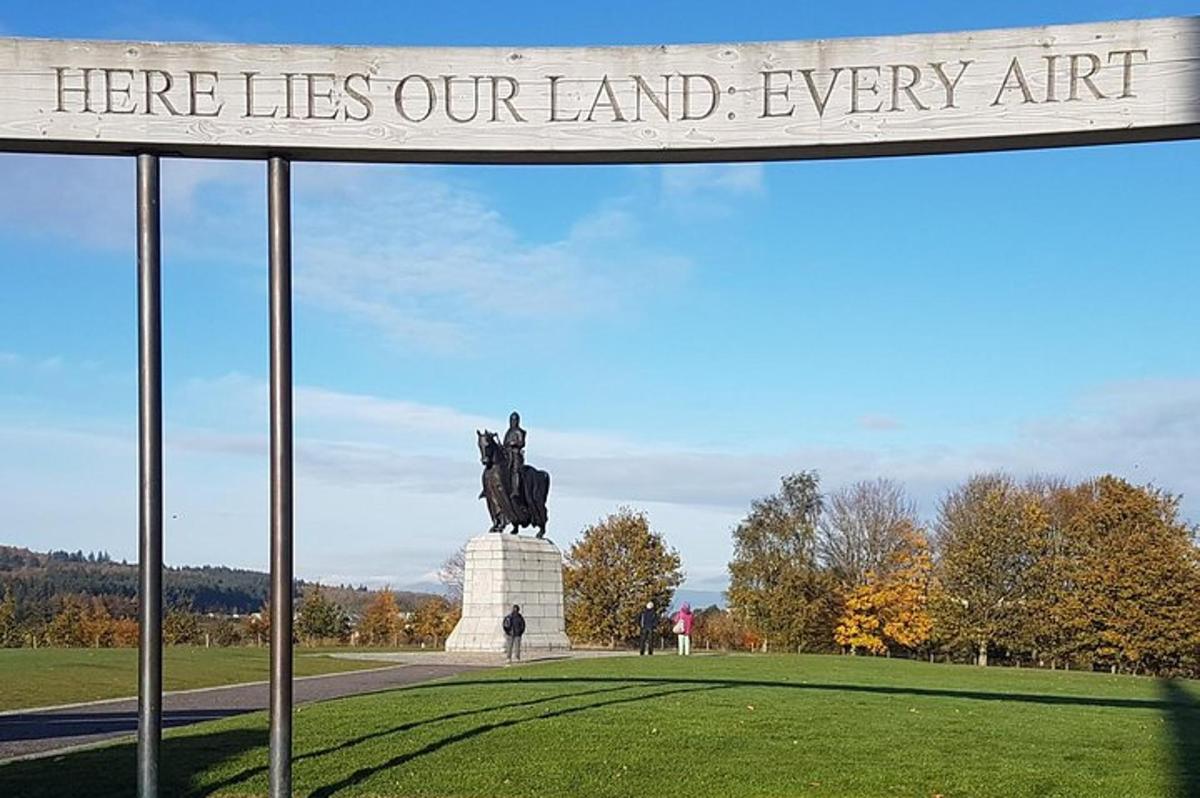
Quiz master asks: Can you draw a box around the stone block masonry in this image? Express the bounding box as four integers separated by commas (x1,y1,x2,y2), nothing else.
445,534,571,654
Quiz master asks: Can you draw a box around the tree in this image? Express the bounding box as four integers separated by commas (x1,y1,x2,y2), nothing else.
357,589,404,646
727,472,838,652
111,617,140,647
243,605,270,646
835,526,933,655
0,587,20,648
834,586,886,655
1057,476,1200,675
690,605,724,650
212,618,243,647
564,508,683,647
47,595,88,647
80,597,115,648
412,596,459,647
692,606,758,651
931,474,1048,666
163,604,202,645
439,545,466,606
296,586,349,644
819,478,919,589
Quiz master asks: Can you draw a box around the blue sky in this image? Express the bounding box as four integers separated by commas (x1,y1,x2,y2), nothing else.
1,1,1198,595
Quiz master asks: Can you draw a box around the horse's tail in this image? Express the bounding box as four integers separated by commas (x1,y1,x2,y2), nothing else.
529,468,550,527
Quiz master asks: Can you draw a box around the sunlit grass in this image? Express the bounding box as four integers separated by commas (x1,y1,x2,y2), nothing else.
0,647,388,711
3,653,1197,796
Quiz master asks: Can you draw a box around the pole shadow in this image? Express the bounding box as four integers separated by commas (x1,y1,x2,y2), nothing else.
1160,679,1200,798
0,708,248,744
0,727,265,798
305,683,727,798
198,681,648,794
394,675,1175,712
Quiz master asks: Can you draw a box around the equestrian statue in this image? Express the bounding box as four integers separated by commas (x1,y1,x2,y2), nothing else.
477,411,551,537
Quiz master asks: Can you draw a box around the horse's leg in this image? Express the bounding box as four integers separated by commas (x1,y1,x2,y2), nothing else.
486,475,505,534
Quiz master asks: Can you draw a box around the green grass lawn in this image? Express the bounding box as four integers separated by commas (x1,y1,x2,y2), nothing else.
2,653,1197,797
0,647,391,711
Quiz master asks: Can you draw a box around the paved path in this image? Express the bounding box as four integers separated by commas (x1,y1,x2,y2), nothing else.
0,663,481,762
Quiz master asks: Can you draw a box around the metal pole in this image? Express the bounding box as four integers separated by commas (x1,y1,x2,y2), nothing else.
136,153,163,798
267,156,294,798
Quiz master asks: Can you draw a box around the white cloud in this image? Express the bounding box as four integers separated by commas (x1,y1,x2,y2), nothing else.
0,157,691,352
657,163,766,219
661,163,766,198
291,164,691,351
172,375,1200,522
3,376,1198,593
0,155,132,250
0,155,254,252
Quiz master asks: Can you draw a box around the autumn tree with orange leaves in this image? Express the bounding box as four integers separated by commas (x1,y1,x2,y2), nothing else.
835,526,934,655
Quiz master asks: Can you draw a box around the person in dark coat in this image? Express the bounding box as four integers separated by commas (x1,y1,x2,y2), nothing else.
503,604,526,664
638,601,657,655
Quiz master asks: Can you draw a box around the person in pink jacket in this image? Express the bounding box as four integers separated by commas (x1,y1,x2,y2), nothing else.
671,603,694,656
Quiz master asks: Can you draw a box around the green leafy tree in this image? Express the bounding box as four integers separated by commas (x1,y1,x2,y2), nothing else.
564,508,683,647
296,586,350,644
931,474,1048,666
727,472,838,652
1018,476,1085,669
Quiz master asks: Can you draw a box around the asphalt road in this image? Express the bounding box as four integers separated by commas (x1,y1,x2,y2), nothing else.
0,663,481,762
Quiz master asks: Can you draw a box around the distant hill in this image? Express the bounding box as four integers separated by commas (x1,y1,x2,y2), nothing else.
0,545,436,618
673,589,726,611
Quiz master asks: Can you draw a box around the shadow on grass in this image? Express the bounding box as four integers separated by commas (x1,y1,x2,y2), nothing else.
0,708,248,743
0,727,264,798
1161,679,1200,798
199,681,649,794
415,675,1177,711
305,683,726,798
2,673,1188,797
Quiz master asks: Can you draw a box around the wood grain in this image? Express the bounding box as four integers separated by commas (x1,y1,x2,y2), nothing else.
0,17,1197,163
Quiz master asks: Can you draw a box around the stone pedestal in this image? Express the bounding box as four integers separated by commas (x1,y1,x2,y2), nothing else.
445,534,571,653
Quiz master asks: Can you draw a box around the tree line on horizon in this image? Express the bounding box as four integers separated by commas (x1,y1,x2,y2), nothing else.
0,579,461,650
4,469,1198,678
561,472,1200,678
0,545,442,649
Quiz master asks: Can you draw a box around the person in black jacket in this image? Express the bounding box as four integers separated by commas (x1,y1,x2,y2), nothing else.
638,601,657,655
503,604,526,664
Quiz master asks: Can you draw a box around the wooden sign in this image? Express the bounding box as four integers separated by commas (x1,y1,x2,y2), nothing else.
1,17,1197,163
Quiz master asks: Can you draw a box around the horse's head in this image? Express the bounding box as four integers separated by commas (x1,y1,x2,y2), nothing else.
477,429,503,466
477,429,491,465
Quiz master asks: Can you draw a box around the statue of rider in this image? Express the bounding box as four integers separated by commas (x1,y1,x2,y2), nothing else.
504,411,526,501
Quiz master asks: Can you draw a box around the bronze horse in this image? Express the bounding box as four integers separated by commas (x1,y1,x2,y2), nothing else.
477,430,550,536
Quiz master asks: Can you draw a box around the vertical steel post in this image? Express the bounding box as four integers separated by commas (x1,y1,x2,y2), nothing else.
267,156,294,798
136,153,163,798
